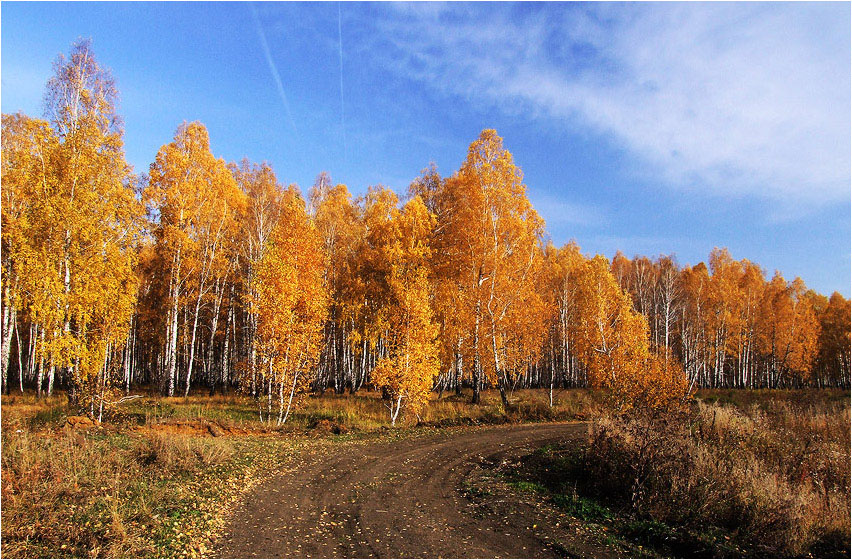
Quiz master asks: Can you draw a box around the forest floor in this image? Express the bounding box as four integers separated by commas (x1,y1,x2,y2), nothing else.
2,388,849,558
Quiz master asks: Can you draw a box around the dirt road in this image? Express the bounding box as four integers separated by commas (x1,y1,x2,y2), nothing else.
217,422,589,558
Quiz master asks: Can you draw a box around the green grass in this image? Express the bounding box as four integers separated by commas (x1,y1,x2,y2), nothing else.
28,403,68,429
552,493,613,523
508,480,548,493
461,480,492,499
497,444,725,557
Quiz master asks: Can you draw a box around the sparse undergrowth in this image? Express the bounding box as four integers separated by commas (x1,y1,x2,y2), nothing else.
496,444,737,557
111,386,606,433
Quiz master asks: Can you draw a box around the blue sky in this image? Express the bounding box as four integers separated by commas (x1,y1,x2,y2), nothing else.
2,1,850,296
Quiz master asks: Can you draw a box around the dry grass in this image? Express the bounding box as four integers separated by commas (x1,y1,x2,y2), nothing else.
113,387,605,433
582,393,851,557
293,388,603,430
0,398,292,558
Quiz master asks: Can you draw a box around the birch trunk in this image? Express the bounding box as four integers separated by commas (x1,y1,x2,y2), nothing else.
205,278,224,393
25,323,36,392
1,281,16,391
472,300,482,404
183,288,205,397
390,394,403,426
280,370,300,425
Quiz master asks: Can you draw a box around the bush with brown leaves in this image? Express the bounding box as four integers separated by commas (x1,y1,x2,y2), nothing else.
584,397,850,556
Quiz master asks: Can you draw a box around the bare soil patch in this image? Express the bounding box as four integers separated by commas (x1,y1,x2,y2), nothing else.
216,422,635,558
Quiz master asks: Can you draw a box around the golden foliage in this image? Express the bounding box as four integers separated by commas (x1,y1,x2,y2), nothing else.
370,197,440,424
2,39,141,415
431,130,547,404
250,188,328,423
145,121,246,396
4,39,846,428
553,253,691,411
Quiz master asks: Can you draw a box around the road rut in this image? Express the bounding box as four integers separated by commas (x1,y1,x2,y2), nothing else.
217,422,588,558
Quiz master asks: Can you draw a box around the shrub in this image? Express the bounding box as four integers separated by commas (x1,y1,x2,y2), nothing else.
583,399,851,557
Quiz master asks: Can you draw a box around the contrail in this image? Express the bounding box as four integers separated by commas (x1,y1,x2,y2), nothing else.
250,2,300,139
338,2,347,165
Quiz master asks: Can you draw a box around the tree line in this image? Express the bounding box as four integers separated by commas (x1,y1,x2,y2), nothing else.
2,42,849,421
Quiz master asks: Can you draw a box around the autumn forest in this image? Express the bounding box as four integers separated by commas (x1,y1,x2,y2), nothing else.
2,41,850,425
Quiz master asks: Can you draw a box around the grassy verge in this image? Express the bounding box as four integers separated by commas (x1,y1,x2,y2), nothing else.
497,444,740,557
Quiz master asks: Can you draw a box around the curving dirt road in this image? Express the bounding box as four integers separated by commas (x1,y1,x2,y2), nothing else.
216,422,590,558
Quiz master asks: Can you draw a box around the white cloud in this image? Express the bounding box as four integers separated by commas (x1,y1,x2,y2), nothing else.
363,2,851,206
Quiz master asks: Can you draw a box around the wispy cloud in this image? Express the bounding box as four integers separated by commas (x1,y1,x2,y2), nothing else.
364,3,850,208
249,2,299,139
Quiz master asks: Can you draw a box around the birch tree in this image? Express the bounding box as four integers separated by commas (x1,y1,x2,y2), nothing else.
7,40,142,413
145,121,243,396
371,197,439,425
572,255,688,411
309,177,362,393
438,129,546,406
251,187,327,424
1,114,57,392
232,159,288,396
